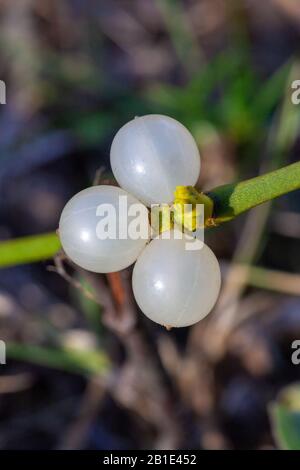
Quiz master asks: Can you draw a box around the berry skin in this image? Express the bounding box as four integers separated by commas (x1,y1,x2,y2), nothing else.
59,115,221,328
110,114,201,207
132,230,221,327
59,185,149,273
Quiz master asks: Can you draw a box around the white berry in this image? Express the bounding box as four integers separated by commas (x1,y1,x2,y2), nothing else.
132,230,221,327
59,185,149,273
110,114,201,206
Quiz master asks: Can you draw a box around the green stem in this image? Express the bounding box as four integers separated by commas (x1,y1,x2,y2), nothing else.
207,161,300,224
0,232,61,268
0,161,300,269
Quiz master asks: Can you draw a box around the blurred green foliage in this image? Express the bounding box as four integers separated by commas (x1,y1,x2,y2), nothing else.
7,342,110,377
145,49,291,147
0,1,300,449
271,384,300,450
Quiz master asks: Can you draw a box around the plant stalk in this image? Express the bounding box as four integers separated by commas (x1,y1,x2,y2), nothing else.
206,160,300,224
0,161,300,268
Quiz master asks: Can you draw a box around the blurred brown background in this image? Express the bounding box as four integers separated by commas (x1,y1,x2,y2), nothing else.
0,0,300,450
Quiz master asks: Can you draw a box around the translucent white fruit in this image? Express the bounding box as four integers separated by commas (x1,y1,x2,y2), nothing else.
132,230,221,327
59,185,149,273
110,114,201,206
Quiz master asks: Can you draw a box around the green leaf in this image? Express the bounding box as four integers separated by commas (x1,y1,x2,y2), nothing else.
270,384,300,450
254,61,290,122
7,342,110,377
207,161,300,224
0,232,60,268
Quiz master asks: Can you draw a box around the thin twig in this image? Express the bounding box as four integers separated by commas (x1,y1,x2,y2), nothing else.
92,166,105,186
47,252,101,305
50,252,183,448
